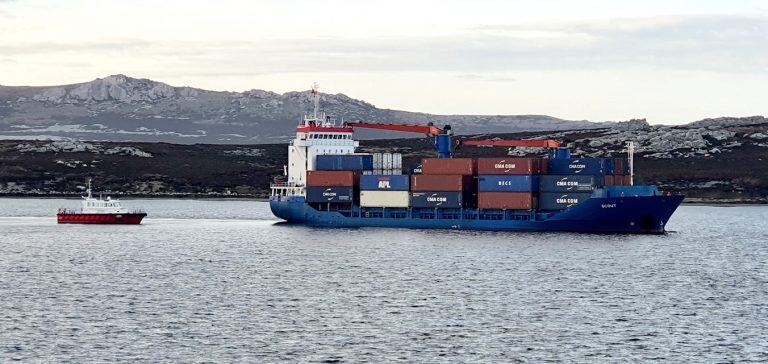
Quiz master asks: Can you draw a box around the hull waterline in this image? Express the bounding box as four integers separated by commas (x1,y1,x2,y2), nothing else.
57,213,147,225
270,194,684,234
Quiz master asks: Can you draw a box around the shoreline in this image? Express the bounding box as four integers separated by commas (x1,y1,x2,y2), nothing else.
0,193,269,202
0,194,764,205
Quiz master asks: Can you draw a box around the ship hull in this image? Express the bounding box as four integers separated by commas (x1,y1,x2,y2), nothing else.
270,194,684,234
57,213,147,224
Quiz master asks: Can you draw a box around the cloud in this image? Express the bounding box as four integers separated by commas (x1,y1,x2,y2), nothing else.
456,74,516,82
2,14,766,79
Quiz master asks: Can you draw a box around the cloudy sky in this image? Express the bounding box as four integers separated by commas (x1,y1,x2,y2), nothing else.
1,0,766,123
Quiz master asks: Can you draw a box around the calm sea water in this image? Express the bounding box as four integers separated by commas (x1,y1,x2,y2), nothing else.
1,198,766,362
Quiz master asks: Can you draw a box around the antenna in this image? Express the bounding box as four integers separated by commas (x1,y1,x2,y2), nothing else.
86,178,92,199
627,141,634,186
311,82,319,121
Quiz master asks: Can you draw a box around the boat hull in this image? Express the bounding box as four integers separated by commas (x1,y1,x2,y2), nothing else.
270,194,684,234
57,213,147,224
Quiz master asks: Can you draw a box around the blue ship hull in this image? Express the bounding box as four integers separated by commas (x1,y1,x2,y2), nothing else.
270,187,684,234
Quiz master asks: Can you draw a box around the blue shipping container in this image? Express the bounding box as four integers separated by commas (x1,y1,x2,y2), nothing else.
411,192,463,208
539,192,593,210
315,154,374,171
360,174,410,191
548,158,608,175
306,187,355,203
478,175,540,192
540,175,599,192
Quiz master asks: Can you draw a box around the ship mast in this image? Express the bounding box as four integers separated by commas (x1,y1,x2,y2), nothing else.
86,178,92,199
312,82,319,123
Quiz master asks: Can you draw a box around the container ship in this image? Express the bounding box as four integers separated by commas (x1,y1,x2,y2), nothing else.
270,86,683,234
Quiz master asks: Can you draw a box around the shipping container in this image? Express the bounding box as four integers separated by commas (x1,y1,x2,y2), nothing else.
306,187,356,203
360,174,410,191
394,154,402,170
478,192,537,210
315,154,374,171
307,171,358,187
411,192,464,208
541,158,550,174
613,158,629,175
421,158,476,175
547,158,608,175
539,192,593,210
360,191,410,207
478,175,540,192
477,158,543,175
539,175,600,192
411,174,473,192
383,153,393,169
605,175,631,186
372,153,403,170
620,175,632,186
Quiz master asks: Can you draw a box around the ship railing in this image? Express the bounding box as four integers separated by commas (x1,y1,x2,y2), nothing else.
270,183,305,198
271,182,299,187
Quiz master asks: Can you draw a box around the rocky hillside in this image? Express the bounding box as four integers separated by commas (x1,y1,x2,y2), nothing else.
0,75,599,143
1,119,766,203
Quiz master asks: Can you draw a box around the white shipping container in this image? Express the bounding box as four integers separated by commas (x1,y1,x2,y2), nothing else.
393,153,402,169
383,153,393,169
360,191,410,208
373,153,383,169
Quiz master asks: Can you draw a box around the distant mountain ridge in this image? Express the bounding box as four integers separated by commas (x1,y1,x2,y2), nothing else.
0,75,600,143
0,75,764,143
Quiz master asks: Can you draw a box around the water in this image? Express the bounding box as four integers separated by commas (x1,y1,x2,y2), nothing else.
1,198,766,362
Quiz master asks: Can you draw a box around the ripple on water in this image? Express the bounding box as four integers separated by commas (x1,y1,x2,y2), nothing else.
0,200,767,362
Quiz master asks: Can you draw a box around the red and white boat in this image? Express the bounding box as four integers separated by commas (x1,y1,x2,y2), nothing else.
57,180,147,224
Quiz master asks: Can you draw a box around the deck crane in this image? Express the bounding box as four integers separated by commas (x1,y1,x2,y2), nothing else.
458,138,568,158
345,122,455,158
345,122,565,158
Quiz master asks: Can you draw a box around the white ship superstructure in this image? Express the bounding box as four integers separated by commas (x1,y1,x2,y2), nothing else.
273,84,358,197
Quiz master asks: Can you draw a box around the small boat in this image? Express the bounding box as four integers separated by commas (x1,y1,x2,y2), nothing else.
57,180,147,224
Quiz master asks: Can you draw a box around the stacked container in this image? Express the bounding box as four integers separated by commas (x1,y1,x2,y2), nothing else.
315,154,373,171
605,157,631,186
540,157,619,210
411,158,476,208
359,174,410,207
370,153,403,175
476,158,542,210
306,171,358,204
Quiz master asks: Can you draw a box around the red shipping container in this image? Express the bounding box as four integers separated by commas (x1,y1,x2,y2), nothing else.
541,158,550,174
609,175,633,186
411,174,473,191
614,158,626,176
478,192,537,210
604,175,615,186
422,158,476,175
307,171,358,187
477,158,542,175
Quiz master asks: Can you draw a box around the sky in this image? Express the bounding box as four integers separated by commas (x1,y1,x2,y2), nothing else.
0,0,767,124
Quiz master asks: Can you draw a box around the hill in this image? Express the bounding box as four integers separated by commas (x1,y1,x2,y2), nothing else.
1,119,766,203
0,75,600,143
